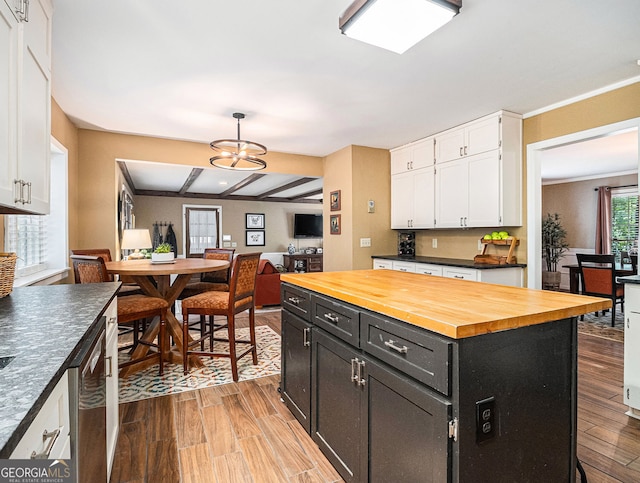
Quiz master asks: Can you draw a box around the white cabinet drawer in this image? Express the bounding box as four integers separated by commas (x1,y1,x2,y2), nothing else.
11,373,70,460
415,264,443,276
373,259,393,270
392,261,416,273
443,267,478,281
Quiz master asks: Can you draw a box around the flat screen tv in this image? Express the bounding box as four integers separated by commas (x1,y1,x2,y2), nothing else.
294,213,323,238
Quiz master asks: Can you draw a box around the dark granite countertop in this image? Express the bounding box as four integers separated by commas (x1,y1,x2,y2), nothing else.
618,275,640,284
372,255,527,269
0,283,119,458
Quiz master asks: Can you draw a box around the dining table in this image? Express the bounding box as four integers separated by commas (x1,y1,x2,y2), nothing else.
106,257,230,376
562,263,635,294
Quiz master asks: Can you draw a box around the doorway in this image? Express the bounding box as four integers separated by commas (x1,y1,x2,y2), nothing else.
526,118,640,288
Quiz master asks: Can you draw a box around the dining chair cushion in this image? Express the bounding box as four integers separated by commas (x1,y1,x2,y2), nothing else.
118,295,169,316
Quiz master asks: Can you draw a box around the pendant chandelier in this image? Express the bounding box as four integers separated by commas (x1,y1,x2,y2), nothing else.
209,112,267,171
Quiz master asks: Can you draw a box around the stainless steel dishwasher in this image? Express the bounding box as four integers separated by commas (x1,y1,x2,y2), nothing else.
68,316,107,482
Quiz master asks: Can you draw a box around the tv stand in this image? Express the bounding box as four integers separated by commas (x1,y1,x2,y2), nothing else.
284,253,323,273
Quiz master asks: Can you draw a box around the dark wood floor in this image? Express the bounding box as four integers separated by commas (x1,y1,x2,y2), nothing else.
110,311,640,482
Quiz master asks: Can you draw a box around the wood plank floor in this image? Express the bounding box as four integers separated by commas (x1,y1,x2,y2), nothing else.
110,311,640,482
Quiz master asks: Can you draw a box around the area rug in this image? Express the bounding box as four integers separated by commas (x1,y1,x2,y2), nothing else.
118,325,281,404
577,310,624,343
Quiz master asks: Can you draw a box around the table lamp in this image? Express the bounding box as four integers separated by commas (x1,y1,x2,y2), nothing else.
121,229,152,260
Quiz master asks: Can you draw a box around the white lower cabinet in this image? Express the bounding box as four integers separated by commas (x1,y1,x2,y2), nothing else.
11,373,71,460
372,258,523,287
624,284,640,419
392,260,415,273
373,259,393,270
105,299,119,479
443,267,477,281
414,264,443,276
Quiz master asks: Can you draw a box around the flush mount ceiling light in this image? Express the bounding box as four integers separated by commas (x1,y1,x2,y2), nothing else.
339,0,461,54
210,112,267,171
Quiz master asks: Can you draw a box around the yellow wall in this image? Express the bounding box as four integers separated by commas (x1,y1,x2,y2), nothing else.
323,146,353,271
351,146,396,269
322,145,396,271
75,130,323,260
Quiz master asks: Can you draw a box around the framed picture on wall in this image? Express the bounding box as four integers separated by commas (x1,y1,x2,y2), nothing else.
330,190,341,211
246,213,265,229
246,230,265,246
330,214,341,235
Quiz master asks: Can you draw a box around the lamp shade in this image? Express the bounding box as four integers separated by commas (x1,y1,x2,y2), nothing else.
121,229,152,250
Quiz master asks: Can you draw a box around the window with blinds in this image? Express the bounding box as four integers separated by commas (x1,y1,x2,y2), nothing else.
611,187,639,260
5,215,48,277
185,207,220,256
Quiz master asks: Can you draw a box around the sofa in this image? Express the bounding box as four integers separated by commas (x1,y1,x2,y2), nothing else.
255,259,282,307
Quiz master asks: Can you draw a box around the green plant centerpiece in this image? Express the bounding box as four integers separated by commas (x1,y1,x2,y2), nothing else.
151,242,174,262
542,213,569,290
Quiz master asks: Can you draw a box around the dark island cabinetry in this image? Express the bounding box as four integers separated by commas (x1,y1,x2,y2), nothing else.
281,274,582,483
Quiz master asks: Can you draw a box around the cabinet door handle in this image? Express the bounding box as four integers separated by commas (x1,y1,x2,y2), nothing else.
384,339,408,354
357,360,366,386
628,317,630,329
106,355,113,377
25,181,32,204
303,327,311,347
287,296,301,305
463,216,467,226
453,275,464,279
14,179,22,203
464,146,467,156
406,161,410,170
324,313,339,323
23,0,29,22
351,358,359,383
30,428,60,459
460,217,463,226
459,147,463,157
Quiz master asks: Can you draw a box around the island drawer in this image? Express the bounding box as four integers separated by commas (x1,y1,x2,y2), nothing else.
282,283,312,321
311,294,360,347
361,312,452,396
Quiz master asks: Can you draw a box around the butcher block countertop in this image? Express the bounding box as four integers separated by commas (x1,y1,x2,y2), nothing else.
280,270,611,339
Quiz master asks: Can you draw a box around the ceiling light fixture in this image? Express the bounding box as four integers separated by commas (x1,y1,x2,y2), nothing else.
339,0,461,54
210,112,267,171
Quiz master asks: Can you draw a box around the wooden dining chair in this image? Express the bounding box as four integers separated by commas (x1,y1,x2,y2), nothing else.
181,252,261,381
178,248,235,348
70,248,142,296
576,253,624,326
70,255,169,375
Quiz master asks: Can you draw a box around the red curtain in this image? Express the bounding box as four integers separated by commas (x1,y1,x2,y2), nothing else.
595,186,612,254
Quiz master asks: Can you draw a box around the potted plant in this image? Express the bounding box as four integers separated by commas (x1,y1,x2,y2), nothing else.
542,213,569,290
152,243,174,262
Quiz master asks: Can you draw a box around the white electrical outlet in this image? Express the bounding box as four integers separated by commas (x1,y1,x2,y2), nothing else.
360,238,371,247
432,238,437,248
231,242,237,247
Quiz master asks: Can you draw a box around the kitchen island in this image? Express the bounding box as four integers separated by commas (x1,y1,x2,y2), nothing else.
0,283,119,461
280,269,610,482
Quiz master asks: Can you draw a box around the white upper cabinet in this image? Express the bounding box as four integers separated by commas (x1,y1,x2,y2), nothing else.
0,1,19,208
435,114,502,163
0,0,51,214
390,137,434,174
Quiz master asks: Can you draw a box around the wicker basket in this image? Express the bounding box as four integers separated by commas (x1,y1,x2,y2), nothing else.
0,252,17,298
